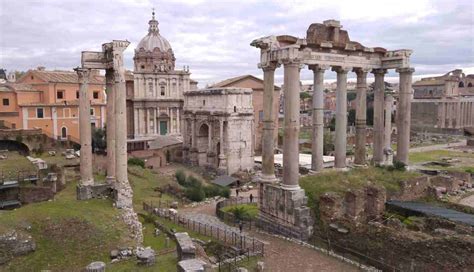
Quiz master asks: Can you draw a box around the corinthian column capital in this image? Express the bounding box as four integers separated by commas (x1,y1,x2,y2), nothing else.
372,68,387,75
332,66,352,74
308,64,330,72
74,67,91,84
261,61,280,72
353,67,371,77
396,67,415,74
281,58,301,67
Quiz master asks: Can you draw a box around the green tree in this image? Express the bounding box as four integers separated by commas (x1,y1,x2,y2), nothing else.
348,109,356,126
91,127,106,153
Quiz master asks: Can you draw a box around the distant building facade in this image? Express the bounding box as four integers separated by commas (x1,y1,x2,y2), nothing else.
412,69,474,133
126,13,197,140
211,75,280,154
183,88,254,175
0,67,106,141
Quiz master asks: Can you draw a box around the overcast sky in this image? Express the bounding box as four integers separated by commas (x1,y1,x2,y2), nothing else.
1,0,473,87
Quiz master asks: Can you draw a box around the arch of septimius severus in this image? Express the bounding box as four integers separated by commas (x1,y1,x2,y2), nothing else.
252,20,414,238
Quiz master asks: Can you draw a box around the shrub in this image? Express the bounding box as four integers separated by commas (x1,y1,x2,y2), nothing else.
185,186,205,202
393,160,406,171
128,157,145,168
175,169,186,186
203,185,231,198
222,204,259,221
185,175,202,188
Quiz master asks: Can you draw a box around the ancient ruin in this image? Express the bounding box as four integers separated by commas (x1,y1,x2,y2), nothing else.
182,88,255,175
77,40,143,244
252,20,415,238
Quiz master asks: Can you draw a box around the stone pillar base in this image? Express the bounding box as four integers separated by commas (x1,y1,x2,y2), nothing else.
106,176,116,184
259,173,278,183
77,184,113,200
258,183,313,240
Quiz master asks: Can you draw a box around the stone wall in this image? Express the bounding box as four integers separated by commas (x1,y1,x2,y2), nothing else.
19,186,54,204
391,176,431,201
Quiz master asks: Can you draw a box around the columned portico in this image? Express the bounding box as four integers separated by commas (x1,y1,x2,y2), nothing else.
76,67,94,187
282,61,301,189
333,66,351,169
354,68,369,165
309,65,327,172
105,69,116,183
260,62,279,183
372,69,387,165
396,67,415,165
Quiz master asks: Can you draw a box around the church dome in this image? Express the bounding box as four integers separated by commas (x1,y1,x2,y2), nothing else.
135,11,173,53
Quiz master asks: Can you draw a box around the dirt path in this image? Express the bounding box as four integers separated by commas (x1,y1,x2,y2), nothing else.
179,197,357,272
409,140,467,153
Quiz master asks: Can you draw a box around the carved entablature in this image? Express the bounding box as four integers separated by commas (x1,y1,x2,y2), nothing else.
251,20,413,72
81,40,130,71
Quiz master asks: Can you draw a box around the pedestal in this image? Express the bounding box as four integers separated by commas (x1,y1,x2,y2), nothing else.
258,183,313,240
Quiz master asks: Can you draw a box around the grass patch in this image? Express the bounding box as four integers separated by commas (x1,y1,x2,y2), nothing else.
409,150,474,164
0,151,36,177
221,204,259,221
0,182,131,272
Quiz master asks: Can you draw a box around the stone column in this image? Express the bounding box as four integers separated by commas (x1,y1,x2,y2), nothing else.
282,60,301,189
372,69,386,165
208,121,212,149
354,68,369,165
105,69,116,182
309,65,327,172
75,67,94,187
177,108,180,134
384,95,394,150
112,41,132,209
396,67,415,165
333,66,351,169
218,119,226,171
260,63,279,182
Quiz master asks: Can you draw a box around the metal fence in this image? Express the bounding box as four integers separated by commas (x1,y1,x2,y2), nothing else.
143,201,265,257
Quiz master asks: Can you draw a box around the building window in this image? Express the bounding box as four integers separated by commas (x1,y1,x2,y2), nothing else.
149,82,153,95
468,82,473,87
61,127,67,139
93,92,99,99
90,108,95,116
57,90,64,99
63,108,71,118
76,91,79,99
203,100,206,106
36,108,44,118
2,98,9,106
141,65,145,69
459,81,465,88
258,110,263,122
161,86,165,96
234,106,237,113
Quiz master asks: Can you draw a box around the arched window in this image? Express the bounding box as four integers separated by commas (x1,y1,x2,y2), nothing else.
160,86,165,96
468,82,473,87
459,81,465,88
61,127,67,139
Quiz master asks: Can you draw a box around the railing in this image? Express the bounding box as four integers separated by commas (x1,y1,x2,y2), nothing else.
215,197,259,230
143,201,265,257
0,170,39,184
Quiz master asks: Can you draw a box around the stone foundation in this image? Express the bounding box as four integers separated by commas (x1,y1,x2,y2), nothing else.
258,183,313,240
76,184,113,200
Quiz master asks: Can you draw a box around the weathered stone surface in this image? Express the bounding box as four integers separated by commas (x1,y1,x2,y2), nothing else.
319,192,344,222
85,261,106,272
136,247,155,266
175,232,196,261
177,258,206,272
257,261,265,272
0,230,36,265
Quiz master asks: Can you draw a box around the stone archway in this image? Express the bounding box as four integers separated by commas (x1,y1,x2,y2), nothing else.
197,123,209,166
0,140,30,155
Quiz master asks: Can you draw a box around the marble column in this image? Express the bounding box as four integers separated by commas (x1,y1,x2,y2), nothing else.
112,41,131,209
105,69,116,182
260,63,278,182
354,68,369,165
309,65,327,171
75,67,94,186
282,60,301,189
372,69,386,165
333,66,351,169
384,95,394,150
396,67,415,165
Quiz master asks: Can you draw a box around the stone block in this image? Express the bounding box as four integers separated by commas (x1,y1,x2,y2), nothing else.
364,186,386,220
77,184,113,200
396,176,430,201
86,261,106,272
175,232,196,261
319,192,344,222
430,176,460,193
446,170,471,185
343,189,365,221
177,259,206,272
136,247,156,266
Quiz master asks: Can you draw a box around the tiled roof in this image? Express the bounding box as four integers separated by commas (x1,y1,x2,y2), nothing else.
25,70,105,84
18,100,106,107
0,82,38,92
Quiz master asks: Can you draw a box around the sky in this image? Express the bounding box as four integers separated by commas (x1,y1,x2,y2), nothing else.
1,0,473,87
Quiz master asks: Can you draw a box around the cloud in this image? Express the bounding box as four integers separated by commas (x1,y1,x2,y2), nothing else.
0,0,473,87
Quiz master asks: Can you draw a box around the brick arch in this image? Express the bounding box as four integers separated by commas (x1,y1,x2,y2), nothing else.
0,140,30,155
